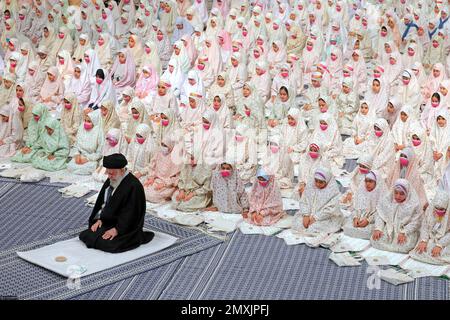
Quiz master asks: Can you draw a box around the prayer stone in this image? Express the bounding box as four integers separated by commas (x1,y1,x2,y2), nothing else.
55,256,67,262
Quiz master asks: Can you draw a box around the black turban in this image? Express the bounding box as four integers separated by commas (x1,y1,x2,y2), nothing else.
103,153,128,169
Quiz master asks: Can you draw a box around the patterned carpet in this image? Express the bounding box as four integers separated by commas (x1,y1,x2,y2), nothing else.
0,179,448,300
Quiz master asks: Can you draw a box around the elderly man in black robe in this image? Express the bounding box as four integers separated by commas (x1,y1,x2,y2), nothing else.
79,153,154,253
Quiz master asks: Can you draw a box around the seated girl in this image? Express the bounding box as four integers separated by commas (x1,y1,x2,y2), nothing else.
341,154,374,205
248,60,271,104
316,96,337,120
233,83,266,131
430,109,450,185
243,167,284,226
421,92,445,133
265,86,293,131
124,100,149,144
310,113,344,176
12,103,49,163
67,111,104,175
100,100,121,135
278,108,309,164
262,134,294,189
31,118,70,171
343,170,387,239
334,76,359,136
391,105,414,156
126,123,154,182
366,118,396,181
87,68,117,111
92,128,125,183
110,48,137,99
171,152,212,212
0,73,17,109
117,87,135,128
209,94,232,129
295,142,331,199
65,64,91,108
387,147,428,210
410,190,450,265
12,83,33,130
135,65,159,106
191,110,224,169
148,80,178,125
371,179,422,253
207,162,250,214
223,123,258,184
154,108,183,148
179,92,205,131
292,167,344,236
39,66,64,117
56,50,74,88
408,123,435,201
206,72,235,113
60,93,83,147
0,104,23,158
144,138,182,204
342,101,375,159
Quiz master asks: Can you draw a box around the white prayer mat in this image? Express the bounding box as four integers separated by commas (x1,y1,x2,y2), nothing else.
0,159,31,170
20,168,47,183
202,212,243,233
17,231,178,278
0,167,30,179
0,162,12,170
330,234,371,253
379,268,415,285
304,233,335,248
272,214,295,229
150,204,205,226
171,214,205,227
152,204,193,218
399,259,450,278
319,233,342,248
239,222,282,236
46,170,92,185
78,181,104,192
145,201,165,212
282,198,300,211
361,247,410,266
59,184,92,198
329,252,363,267
151,204,181,219
276,229,310,245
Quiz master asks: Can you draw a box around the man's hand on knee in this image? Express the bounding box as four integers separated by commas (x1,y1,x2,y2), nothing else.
91,220,102,232
102,227,118,240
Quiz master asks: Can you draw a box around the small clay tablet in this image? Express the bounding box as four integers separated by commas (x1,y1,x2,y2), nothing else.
55,256,67,262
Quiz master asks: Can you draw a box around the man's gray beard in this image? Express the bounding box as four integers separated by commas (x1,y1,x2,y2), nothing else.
109,169,127,188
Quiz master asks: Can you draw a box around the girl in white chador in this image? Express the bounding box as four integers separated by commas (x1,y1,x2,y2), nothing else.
67,111,104,175
291,167,344,236
343,170,387,240
410,190,450,265
342,101,375,159
371,179,423,254
223,123,258,184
